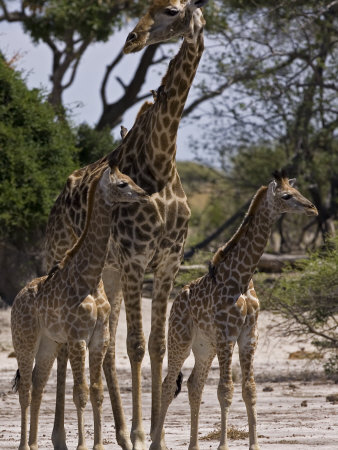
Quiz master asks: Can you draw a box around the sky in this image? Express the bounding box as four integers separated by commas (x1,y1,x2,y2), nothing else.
0,19,202,161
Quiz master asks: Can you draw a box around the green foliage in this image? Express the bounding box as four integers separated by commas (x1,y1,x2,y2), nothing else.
268,235,338,354
0,58,78,242
324,355,338,382
75,123,119,166
21,0,149,43
229,145,288,190
177,161,238,248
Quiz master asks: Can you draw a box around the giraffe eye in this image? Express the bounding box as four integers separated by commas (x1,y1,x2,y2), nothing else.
164,7,179,16
117,181,129,188
282,193,292,200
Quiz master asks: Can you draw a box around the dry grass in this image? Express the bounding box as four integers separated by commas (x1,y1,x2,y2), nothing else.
201,425,249,441
288,349,323,360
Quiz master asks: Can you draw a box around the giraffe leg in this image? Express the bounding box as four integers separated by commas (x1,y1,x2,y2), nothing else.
102,268,132,450
216,341,236,450
187,340,215,450
11,294,39,450
88,312,110,450
121,265,147,450
52,344,69,450
150,338,191,450
68,340,89,450
238,318,260,450
150,293,193,450
13,347,36,450
148,264,178,438
29,338,59,450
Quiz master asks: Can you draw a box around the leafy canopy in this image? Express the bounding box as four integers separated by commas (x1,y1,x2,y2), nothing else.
0,56,78,241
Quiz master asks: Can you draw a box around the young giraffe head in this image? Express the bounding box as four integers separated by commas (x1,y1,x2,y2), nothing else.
123,0,209,54
100,164,149,204
268,170,318,217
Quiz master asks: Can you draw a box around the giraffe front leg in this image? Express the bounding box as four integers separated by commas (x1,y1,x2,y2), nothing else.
216,342,236,450
121,266,147,450
88,319,110,450
52,344,69,450
238,316,260,450
102,268,132,450
68,340,89,450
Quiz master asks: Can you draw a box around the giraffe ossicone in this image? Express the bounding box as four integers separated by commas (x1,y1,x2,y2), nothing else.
150,172,318,450
11,166,148,450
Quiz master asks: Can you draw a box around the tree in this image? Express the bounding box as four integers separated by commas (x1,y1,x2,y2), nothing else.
191,0,338,241
0,55,78,242
0,0,156,125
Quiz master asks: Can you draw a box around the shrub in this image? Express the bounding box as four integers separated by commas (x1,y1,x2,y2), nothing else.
0,57,78,242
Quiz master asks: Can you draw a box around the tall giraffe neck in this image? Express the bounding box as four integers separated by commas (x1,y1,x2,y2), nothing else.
212,187,276,294
118,32,204,191
64,175,112,293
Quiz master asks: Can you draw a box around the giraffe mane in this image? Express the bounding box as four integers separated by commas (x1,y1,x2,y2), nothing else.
46,169,104,278
211,185,268,268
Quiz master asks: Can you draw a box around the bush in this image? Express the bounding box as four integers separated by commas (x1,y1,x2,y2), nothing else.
268,234,338,364
0,57,78,242
76,123,119,167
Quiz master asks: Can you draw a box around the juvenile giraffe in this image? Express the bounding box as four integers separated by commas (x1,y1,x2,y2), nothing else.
11,164,148,450
45,2,208,449
150,172,318,450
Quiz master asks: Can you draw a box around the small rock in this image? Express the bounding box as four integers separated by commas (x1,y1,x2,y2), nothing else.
263,386,273,392
301,400,308,407
326,393,338,404
8,351,16,358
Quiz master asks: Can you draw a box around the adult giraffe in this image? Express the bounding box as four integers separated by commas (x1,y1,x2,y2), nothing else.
45,2,208,449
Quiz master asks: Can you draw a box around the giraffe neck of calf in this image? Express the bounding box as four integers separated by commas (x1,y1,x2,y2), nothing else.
67,182,112,293
214,192,275,295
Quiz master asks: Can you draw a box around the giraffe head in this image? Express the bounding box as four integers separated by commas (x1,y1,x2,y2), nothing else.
268,170,318,217
123,0,208,54
99,166,149,204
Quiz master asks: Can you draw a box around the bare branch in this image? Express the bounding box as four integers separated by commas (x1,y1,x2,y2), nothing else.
100,50,124,108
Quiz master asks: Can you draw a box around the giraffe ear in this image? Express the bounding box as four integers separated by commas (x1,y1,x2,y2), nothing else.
100,167,111,186
108,145,123,169
269,180,277,196
288,178,296,187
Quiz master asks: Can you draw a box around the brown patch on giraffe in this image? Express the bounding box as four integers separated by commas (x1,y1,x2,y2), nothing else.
178,78,188,96
169,119,179,135
162,116,170,128
170,100,179,117
160,132,169,149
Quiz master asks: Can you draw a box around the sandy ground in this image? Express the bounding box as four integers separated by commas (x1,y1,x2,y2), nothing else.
1,299,338,450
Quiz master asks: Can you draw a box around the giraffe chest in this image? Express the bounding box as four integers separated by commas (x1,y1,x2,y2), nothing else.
107,188,190,267
188,281,248,343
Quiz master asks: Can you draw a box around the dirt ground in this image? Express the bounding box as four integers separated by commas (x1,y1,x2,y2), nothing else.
1,298,338,450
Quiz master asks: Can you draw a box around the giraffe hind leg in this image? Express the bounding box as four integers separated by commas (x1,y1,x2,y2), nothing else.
238,319,260,450
29,337,59,450
188,335,215,450
150,295,193,450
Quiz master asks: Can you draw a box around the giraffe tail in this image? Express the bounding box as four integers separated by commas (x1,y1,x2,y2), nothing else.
12,369,20,392
174,371,183,398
